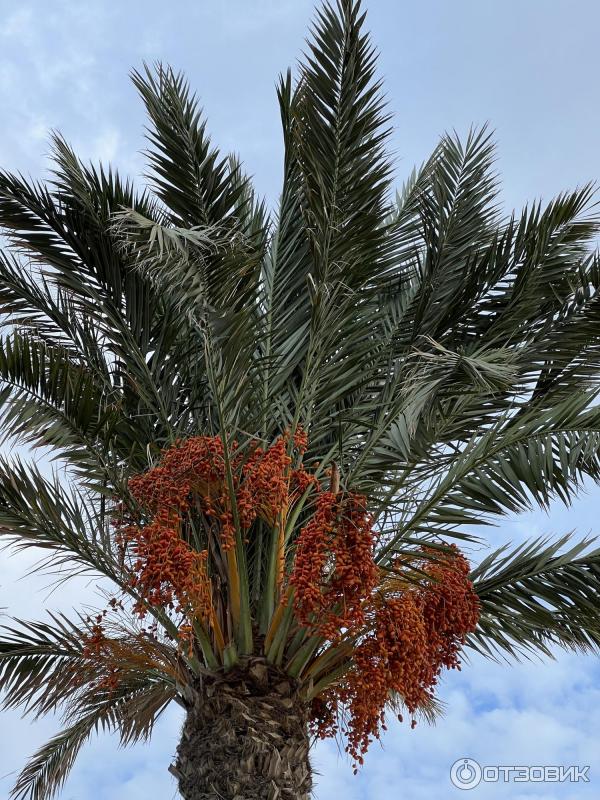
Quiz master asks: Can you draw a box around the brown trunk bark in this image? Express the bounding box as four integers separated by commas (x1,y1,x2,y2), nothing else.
173,659,313,800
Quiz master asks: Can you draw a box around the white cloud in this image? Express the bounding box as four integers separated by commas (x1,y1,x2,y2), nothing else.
89,127,121,164
1,7,35,43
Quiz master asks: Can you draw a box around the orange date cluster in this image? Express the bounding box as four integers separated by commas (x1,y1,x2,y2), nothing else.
311,547,480,767
99,432,479,769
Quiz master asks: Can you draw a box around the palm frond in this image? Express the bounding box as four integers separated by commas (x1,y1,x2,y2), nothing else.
470,535,600,659
0,457,120,580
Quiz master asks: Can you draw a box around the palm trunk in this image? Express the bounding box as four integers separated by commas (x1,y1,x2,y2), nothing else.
173,659,313,800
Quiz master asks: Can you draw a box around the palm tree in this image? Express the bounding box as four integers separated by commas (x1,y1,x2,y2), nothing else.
1,0,600,797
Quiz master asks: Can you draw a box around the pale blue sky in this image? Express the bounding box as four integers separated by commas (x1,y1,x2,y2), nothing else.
1,1,600,798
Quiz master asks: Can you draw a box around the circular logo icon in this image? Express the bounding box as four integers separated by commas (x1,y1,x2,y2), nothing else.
450,758,482,790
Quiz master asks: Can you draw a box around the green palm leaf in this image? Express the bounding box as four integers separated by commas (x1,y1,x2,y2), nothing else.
470,535,600,659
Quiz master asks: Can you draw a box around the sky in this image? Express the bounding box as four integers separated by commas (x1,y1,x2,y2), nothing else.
1,0,600,798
